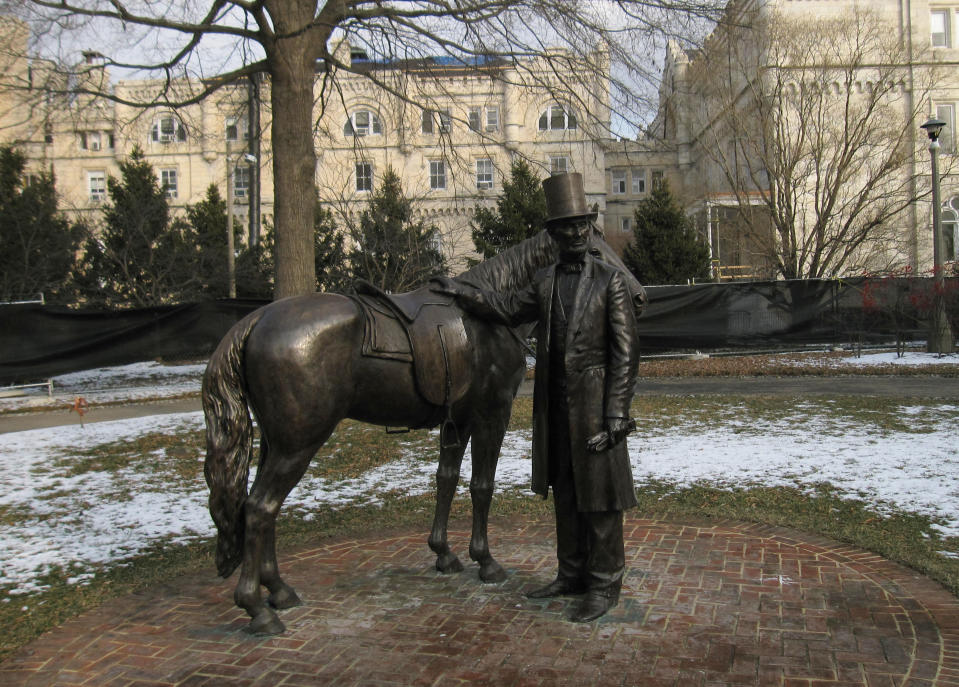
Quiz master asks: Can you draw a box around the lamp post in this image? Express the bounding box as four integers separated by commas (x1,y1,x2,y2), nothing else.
225,151,257,299
920,116,955,354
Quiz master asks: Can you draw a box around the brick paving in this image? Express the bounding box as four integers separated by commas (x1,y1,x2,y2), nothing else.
3,515,958,686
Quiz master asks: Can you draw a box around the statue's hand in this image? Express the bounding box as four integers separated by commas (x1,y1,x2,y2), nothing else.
586,430,610,453
607,417,636,446
586,418,636,453
429,276,462,297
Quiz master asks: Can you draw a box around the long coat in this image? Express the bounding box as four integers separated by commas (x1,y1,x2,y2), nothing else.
484,255,640,512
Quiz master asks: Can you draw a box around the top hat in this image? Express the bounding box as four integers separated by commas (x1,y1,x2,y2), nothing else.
542,172,598,225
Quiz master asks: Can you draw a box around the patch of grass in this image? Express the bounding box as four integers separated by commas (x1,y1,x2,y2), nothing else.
304,421,436,481
640,350,959,378
51,429,205,481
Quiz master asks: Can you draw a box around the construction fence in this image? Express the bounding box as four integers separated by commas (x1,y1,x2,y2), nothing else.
2,277,957,385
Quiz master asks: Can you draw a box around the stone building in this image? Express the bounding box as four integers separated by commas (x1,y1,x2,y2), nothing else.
648,0,959,280
6,1,958,282
1,22,612,271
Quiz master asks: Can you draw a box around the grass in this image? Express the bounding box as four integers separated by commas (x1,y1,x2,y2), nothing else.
640,349,959,377
2,356,959,662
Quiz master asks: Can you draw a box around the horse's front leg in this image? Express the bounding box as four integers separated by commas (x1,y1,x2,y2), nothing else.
468,410,510,583
428,427,470,574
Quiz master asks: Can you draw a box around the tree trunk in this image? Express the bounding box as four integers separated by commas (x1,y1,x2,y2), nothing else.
269,33,318,299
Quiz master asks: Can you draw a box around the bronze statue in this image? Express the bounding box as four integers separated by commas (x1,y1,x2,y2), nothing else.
432,173,641,622
203,182,645,634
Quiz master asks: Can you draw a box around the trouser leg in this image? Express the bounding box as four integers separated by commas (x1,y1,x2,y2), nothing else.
583,509,625,595
552,472,587,583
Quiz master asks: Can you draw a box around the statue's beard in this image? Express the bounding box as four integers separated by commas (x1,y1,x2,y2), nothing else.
559,246,587,264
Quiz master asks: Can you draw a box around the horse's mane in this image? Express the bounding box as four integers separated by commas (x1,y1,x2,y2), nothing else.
455,230,556,292
455,226,648,317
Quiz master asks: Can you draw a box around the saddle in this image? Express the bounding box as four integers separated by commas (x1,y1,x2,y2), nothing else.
351,279,473,411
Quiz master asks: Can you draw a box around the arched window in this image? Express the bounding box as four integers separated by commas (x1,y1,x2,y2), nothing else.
538,104,577,131
943,196,959,261
344,109,382,137
150,114,187,143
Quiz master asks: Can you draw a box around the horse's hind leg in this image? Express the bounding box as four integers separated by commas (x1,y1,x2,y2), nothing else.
468,405,511,583
428,427,471,573
255,439,303,611
234,442,318,635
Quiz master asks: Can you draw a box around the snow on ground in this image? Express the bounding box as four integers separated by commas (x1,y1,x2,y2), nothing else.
0,361,205,411
796,351,959,369
1,352,957,598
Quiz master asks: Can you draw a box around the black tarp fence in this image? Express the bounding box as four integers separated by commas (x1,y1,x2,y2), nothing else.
2,277,957,384
1,299,268,385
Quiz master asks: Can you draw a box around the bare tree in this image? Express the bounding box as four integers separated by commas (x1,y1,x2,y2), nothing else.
4,0,724,298
683,5,942,280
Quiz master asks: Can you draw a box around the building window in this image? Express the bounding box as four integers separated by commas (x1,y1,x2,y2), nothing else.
651,170,665,190
476,159,494,190
87,171,106,203
343,109,382,137
485,106,499,132
78,131,103,151
233,166,250,199
468,108,482,132
611,169,627,194
225,117,250,141
356,162,373,192
943,197,959,261
538,104,577,131
550,156,569,175
471,106,499,132
937,103,956,154
429,160,446,190
631,169,646,194
151,114,187,143
422,109,451,134
438,110,451,133
932,9,951,47
621,217,632,233
160,169,178,199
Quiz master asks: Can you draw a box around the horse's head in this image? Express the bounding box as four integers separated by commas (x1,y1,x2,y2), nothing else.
458,225,647,320
585,225,648,320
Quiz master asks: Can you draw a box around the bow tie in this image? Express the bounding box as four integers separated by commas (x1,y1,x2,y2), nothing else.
558,262,584,274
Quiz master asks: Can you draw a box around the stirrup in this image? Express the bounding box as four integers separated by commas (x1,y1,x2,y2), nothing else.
440,411,461,449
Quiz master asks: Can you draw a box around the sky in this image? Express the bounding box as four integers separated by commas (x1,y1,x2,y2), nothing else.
1,351,957,599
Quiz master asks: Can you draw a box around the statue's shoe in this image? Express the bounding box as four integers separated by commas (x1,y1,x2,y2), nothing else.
526,577,587,599
568,589,619,623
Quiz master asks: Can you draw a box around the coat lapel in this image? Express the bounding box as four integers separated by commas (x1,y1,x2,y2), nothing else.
539,264,558,351
567,256,596,341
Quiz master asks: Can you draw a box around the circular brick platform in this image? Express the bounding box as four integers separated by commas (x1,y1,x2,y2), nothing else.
3,515,959,686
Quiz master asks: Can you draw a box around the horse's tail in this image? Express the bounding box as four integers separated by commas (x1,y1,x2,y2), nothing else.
202,309,265,578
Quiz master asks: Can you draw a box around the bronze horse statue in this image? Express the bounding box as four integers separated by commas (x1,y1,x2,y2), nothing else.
203,227,646,634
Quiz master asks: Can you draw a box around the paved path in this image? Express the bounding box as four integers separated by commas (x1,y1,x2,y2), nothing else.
3,515,958,686
2,375,958,434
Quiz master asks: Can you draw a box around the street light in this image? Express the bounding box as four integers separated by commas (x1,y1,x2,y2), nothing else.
920,115,955,353
225,151,257,299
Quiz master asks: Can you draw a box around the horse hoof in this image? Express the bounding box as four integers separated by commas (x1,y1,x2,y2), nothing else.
435,553,464,574
479,561,508,584
268,586,303,610
249,609,286,635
